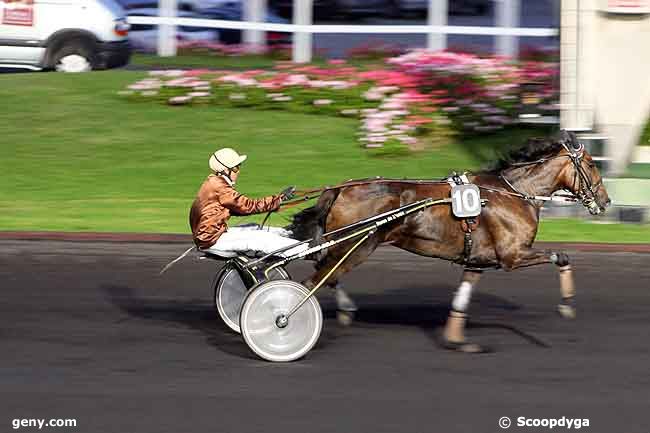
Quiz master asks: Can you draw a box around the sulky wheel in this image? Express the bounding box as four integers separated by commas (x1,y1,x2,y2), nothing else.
214,263,289,333
240,280,322,362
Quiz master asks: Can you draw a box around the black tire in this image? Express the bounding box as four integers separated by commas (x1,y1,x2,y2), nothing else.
51,39,96,72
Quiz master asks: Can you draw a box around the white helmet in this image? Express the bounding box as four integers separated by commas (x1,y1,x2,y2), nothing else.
209,148,247,173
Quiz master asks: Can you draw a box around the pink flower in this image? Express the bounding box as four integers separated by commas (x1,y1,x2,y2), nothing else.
404,116,432,126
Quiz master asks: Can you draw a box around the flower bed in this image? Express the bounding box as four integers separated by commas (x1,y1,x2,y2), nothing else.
120,50,558,153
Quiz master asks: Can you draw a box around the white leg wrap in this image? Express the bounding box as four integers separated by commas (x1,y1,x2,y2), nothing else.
452,281,473,312
335,286,357,312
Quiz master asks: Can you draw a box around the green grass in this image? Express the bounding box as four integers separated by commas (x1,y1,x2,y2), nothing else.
1,70,647,242
624,163,650,179
0,70,477,233
639,117,650,147
130,53,386,71
538,218,650,243
131,53,280,70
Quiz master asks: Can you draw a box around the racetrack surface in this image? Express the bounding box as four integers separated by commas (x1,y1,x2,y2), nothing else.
1,240,649,433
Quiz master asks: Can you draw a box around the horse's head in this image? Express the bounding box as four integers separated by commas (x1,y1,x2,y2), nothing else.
556,130,611,215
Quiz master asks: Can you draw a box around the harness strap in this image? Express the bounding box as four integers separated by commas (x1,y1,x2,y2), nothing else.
460,217,479,265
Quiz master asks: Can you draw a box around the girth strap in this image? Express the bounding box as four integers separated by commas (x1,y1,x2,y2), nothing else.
460,217,479,265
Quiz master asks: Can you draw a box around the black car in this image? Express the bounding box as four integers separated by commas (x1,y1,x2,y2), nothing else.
200,4,291,45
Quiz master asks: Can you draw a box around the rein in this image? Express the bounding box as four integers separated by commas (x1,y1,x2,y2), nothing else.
282,177,450,209
293,177,449,197
282,138,602,211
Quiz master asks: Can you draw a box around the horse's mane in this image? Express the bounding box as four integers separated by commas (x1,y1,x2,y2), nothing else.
482,134,566,174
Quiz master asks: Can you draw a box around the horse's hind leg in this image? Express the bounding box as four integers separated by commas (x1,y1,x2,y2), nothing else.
441,269,487,353
302,237,380,326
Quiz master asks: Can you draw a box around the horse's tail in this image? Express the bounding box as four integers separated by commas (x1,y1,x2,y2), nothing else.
286,188,340,246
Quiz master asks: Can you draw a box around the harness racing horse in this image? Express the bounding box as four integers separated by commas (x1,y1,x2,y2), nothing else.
288,130,611,353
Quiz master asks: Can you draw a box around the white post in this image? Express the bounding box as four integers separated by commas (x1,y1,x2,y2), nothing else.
495,0,520,57
158,0,177,57
427,0,448,51
243,0,267,48
293,0,313,63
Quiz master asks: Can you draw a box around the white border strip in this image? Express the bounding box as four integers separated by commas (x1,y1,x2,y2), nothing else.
127,16,558,37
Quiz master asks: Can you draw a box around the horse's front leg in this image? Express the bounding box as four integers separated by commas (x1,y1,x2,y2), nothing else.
441,269,487,353
500,248,576,319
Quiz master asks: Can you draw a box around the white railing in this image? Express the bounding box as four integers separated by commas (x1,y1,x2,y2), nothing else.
127,0,558,62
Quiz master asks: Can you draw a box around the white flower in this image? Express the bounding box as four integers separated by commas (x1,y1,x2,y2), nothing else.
168,96,192,105
340,109,359,115
141,91,158,96
363,91,383,101
313,99,333,106
273,96,292,102
229,93,246,101
188,92,210,97
376,86,399,93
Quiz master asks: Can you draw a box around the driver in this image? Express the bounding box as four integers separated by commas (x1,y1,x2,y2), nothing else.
190,147,304,257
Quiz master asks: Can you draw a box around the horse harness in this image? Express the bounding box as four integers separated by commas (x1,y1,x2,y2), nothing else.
283,135,601,265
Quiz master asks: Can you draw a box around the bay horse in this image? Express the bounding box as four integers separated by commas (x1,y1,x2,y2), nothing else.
288,130,611,353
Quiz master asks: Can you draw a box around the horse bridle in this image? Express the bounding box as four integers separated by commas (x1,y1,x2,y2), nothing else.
559,140,604,215
500,138,605,214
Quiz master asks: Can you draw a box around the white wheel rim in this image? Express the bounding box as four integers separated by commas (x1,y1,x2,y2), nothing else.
215,265,289,334
215,267,248,333
240,280,322,362
56,54,91,73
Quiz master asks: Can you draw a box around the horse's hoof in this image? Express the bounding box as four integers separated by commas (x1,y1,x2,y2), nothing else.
557,303,576,319
337,310,354,327
441,339,491,354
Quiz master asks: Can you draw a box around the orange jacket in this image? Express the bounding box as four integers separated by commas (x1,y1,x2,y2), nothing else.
189,175,281,249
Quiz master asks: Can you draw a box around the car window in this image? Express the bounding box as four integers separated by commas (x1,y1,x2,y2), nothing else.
179,26,213,32
97,0,126,15
130,23,156,31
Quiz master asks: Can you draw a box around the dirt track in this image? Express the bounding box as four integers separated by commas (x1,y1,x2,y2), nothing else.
1,240,649,433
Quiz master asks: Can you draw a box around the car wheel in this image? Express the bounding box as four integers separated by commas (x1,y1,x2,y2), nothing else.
53,41,94,73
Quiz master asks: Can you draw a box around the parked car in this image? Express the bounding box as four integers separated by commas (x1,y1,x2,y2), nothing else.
271,0,492,19
117,0,233,12
120,0,290,45
200,3,291,45
127,8,219,52
0,0,131,72
270,0,386,19
388,0,493,16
